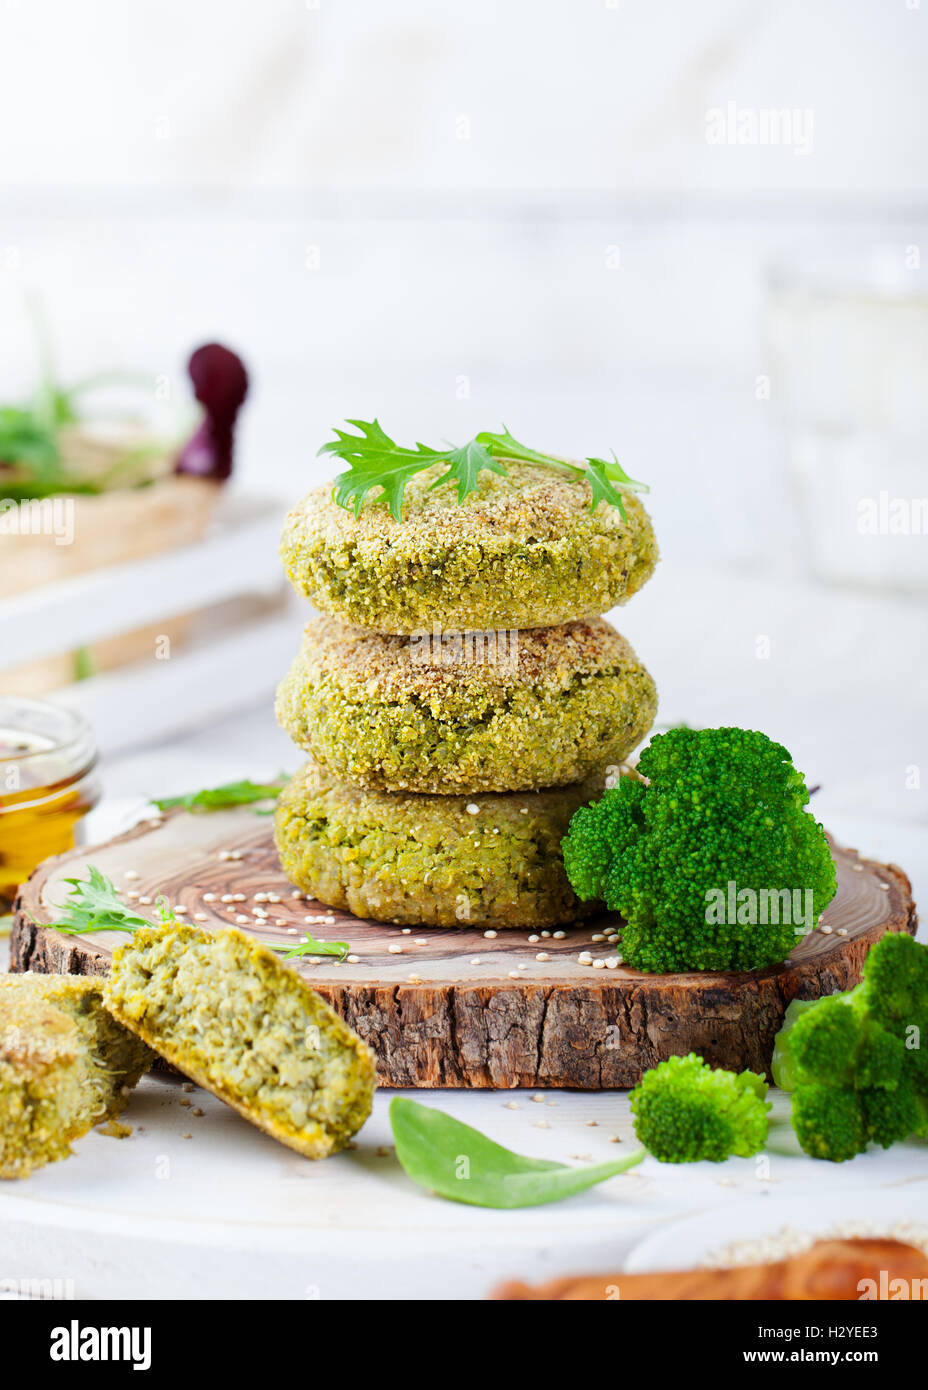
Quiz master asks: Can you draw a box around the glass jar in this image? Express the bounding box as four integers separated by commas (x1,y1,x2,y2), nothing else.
0,697,101,907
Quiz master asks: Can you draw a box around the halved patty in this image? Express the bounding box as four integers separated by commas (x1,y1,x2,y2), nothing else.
280,462,658,633
104,922,377,1160
276,615,657,794
274,759,604,929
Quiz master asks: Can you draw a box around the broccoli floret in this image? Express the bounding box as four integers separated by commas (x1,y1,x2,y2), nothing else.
772,932,928,1161
561,726,837,973
629,1052,770,1162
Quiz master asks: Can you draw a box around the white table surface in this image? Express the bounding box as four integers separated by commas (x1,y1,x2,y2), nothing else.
2,562,926,1300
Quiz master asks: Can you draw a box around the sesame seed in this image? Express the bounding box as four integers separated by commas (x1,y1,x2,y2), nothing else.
221,894,234,903
836,927,847,937
232,894,246,903
414,937,428,945
593,959,606,969
519,808,528,814
291,890,302,899
174,905,187,914
605,957,619,969
203,893,216,902
534,1120,549,1129
347,955,360,964
591,934,605,942
508,971,519,979
275,919,288,927
541,930,551,938
553,931,566,939
406,973,422,984
820,924,833,935
287,928,299,935
531,1093,545,1103
466,803,480,815
235,915,250,924
193,913,208,922
504,1100,520,1110
388,944,403,954
470,957,481,965
528,934,540,943
535,952,550,962
126,891,140,901
879,883,890,891
124,870,139,881
267,893,281,903
254,893,268,903
138,896,152,905
402,928,412,934
484,930,498,939
518,963,527,970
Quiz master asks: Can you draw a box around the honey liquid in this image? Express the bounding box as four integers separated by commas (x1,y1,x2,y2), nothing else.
0,729,98,907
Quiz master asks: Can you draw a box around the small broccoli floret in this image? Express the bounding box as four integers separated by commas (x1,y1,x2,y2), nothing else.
629,1052,770,1162
562,726,837,973
791,1083,867,1163
772,932,928,1161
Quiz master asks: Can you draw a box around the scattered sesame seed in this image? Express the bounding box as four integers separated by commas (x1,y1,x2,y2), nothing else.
268,893,281,903
192,1108,205,1117
879,883,890,891
347,955,360,964
470,957,481,965
291,890,302,899
593,959,606,969
531,1093,545,1103
203,893,216,903
255,893,268,903
553,930,566,939
406,974,422,984
518,963,527,970
287,928,299,935
402,928,412,935
820,924,833,935
528,934,540,943
534,1120,549,1129
235,915,250,924
232,893,246,903
535,952,550,962
605,957,619,970
221,894,234,904
591,933,605,942
388,944,403,954
138,896,152,905
484,930,498,939
173,905,187,914
414,937,428,945
193,913,208,922
541,930,551,938
466,803,480,815
124,870,139,881
836,927,848,937
508,970,520,979
586,1120,598,1127
126,891,140,901
519,808,528,814
275,918,288,927
505,1101,520,1110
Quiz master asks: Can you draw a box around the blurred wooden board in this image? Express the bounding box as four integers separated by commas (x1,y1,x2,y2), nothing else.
11,808,917,1089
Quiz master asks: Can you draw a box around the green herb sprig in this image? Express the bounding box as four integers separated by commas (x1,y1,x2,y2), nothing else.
152,775,291,814
320,420,648,522
49,866,350,962
389,1097,645,1208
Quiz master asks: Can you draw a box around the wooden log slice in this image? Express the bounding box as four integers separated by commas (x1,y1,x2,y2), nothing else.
11,808,917,1089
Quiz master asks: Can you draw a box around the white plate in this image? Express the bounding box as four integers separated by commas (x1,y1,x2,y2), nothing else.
624,1189,928,1273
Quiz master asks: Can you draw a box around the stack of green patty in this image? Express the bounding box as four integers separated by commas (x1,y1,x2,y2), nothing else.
274,460,658,928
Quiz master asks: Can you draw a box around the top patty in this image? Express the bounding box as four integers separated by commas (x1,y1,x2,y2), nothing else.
280,461,658,633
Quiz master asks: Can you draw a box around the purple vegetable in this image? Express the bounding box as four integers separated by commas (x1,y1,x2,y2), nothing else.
175,343,248,482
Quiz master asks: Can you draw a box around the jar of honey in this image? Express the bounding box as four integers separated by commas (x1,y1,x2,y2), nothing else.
0,698,101,908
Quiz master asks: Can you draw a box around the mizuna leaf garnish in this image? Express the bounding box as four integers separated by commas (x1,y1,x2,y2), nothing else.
389,1097,646,1208
320,419,648,522
51,865,171,936
152,775,291,813
48,866,350,961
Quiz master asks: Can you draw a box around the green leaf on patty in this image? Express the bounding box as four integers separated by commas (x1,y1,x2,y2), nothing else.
320,419,649,521
389,1097,646,1208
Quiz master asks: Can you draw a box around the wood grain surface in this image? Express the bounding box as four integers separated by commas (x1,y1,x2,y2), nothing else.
11,807,917,1089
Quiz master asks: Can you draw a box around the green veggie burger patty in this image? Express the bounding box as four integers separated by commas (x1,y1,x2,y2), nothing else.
276,615,657,794
103,922,376,1159
274,759,605,929
280,461,658,633
0,973,154,1179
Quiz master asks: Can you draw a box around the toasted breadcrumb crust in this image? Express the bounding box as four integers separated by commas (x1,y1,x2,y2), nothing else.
280,463,658,633
0,973,153,1179
274,758,604,928
104,922,376,1159
276,615,657,792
